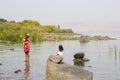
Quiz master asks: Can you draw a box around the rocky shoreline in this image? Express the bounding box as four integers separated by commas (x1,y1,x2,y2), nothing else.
79,35,116,42
0,33,116,43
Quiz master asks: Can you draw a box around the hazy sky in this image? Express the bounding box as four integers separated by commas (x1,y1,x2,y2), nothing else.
0,0,120,33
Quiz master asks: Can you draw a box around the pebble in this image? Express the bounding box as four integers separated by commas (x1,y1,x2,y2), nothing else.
14,69,22,73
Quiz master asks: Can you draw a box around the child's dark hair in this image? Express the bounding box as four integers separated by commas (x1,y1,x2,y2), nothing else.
59,45,64,51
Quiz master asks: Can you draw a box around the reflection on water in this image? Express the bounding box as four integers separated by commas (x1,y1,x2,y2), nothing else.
24,61,30,79
0,39,120,80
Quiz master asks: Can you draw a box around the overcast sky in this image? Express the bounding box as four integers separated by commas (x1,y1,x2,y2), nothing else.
0,0,120,33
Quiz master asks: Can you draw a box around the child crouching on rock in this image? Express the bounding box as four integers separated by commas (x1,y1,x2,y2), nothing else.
57,45,64,56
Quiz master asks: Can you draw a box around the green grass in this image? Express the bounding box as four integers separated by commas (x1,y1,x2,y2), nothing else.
0,19,73,43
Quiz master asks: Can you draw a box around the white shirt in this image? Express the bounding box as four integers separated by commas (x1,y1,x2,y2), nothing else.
57,51,63,56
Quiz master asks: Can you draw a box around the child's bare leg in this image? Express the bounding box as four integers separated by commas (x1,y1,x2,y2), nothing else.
25,54,27,62
27,54,30,62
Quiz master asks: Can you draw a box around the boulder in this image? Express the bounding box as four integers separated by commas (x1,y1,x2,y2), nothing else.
74,52,85,59
46,55,93,80
73,52,90,66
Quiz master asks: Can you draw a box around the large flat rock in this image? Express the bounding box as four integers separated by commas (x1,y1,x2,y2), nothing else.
46,55,93,80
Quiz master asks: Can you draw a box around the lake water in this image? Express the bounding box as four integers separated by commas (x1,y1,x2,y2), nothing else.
0,35,120,80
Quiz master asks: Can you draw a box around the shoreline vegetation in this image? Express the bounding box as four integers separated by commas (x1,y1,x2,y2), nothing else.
0,18,116,43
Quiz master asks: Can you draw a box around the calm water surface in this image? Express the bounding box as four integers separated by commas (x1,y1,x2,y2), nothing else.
0,39,120,80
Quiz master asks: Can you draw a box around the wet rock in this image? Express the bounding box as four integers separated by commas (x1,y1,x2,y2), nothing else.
46,55,93,80
73,52,89,66
73,58,89,67
14,69,22,73
87,66,92,68
10,48,14,51
0,63,2,65
74,52,85,59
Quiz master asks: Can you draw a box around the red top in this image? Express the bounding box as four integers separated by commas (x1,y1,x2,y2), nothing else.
24,40,30,52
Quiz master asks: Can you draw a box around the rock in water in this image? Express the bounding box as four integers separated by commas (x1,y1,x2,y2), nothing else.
10,48,14,51
46,55,93,80
73,52,90,66
0,63,2,65
14,69,22,73
74,52,85,59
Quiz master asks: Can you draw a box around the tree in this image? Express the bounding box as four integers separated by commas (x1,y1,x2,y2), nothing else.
0,18,7,22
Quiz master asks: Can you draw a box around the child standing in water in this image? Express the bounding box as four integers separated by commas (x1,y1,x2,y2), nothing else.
57,45,64,56
23,33,30,62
